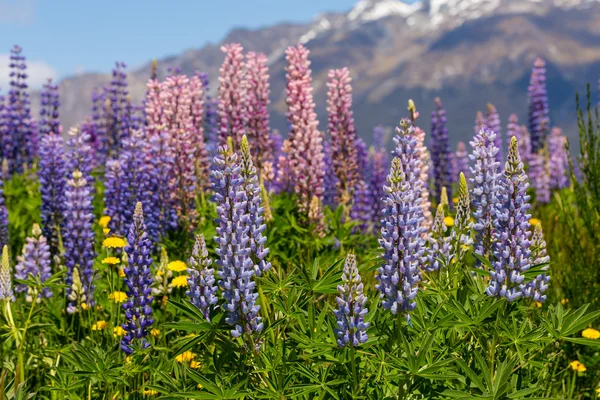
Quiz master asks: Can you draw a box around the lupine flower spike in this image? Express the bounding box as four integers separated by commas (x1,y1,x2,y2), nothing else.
334,252,369,347
427,204,452,272
528,57,550,153
0,245,12,301
217,44,246,149
187,234,217,321
452,173,473,265
121,202,154,354
525,223,551,302
0,179,9,250
430,97,454,202
487,137,532,302
486,103,503,163
15,224,52,300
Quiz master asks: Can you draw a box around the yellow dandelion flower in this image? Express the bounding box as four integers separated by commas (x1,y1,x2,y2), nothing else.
167,260,187,272
175,351,196,363
92,320,108,331
570,360,586,372
156,269,164,277
142,389,158,396
561,298,569,305
102,256,120,265
103,228,110,235
151,328,160,337
103,236,127,249
109,291,128,303
596,388,600,398
529,218,541,226
172,275,189,288
81,302,88,310
119,268,126,278
125,356,132,364
534,302,542,308
452,197,458,204
113,326,126,337
444,216,455,227
197,384,203,389
99,215,111,228
190,360,201,369
583,328,600,339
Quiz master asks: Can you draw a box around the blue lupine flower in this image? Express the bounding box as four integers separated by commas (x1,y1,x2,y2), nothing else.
486,104,503,163
528,58,550,153
487,137,532,302
187,234,218,321
39,78,61,136
351,179,374,233
430,98,454,202
64,170,96,313
524,223,550,303
121,202,154,355
212,145,263,339
334,253,369,347
469,127,501,259
14,224,52,300
66,126,94,184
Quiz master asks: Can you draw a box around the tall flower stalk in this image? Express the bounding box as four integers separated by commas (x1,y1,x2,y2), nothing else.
452,173,473,265
39,78,60,136
14,224,52,300
528,57,550,153
454,141,469,183
548,127,568,189
0,178,9,250
486,103,503,163
430,98,453,202
187,234,217,321
525,223,550,303
426,204,452,272
217,44,246,149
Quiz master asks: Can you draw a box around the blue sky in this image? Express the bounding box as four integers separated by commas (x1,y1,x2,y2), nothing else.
0,0,365,88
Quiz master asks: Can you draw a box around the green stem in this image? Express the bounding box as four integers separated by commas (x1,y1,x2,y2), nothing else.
350,346,358,396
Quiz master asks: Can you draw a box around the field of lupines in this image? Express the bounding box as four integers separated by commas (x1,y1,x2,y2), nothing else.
1,41,600,399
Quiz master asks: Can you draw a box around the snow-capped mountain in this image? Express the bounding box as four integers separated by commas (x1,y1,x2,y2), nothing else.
44,0,600,148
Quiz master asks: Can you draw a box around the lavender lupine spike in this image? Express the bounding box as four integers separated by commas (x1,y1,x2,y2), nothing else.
506,114,532,165
90,88,108,164
469,128,501,259
121,202,154,355
6,45,36,173
454,141,469,183
187,234,217,321
64,170,96,313
487,137,532,302
528,148,550,204
524,223,550,302
14,224,52,300
39,133,67,256
327,68,360,206
426,204,452,272
245,52,274,181
334,253,369,347
452,173,473,264
283,44,325,214
212,145,263,339
240,135,271,276
39,78,60,136
0,90,6,162
474,111,485,136
103,159,127,234
217,44,246,149
548,127,569,189
368,146,388,229
486,104,503,162
197,72,219,161
350,179,374,233
66,126,94,183
355,137,369,178
377,119,426,319
106,61,132,156
373,125,386,151
0,245,13,301
430,98,454,202
322,141,338,207
407,101,432,230
0,179,9,250
528,57,550,154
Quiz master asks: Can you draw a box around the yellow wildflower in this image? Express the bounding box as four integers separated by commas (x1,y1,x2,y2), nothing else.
167,260,187,272
570,360,586,372
172,275,189,288
583,328,600,339
103,236,127,249
529,218,541,226
102,256,120,265
109,291,128,303
113,326,126,337
103,228,110,235
444,216,455,227
125,356,132,364
596,387,600,398
99,215,111,228
186,333,198,338
175,351,196,363
157,269,164,277
92,320,108,331
197,383,204,389
190,361,201,369
81,302,88,310
561,298,569,305
151,328,160,337
534,302,542,308
142,389,158,396
452,197,458,204
119,268,126,278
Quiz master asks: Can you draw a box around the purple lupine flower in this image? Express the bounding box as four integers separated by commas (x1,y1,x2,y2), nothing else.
39,78,60,136
212,145,263,339
322,141,338,207
368,145,388,230
506,114,531,164
121,202,154,355
5,45,36,173
350,179,374,233
0,178,8,250
548,127,569,189
39,133,67,256
469,128,501,259
104,159,127,234
454,141,469,183
487,137,532,302
452,173,473,264
407,100,432,230
14,223,52,300
334,253,369,347
524,223,550,302
240,136,271,277
65,126,94,184
90,88,108,165
64,170,96,313
373,125,386,151
528,149,550,204
197,72,219,161
187,233,217,321
106,61,132,157
355,137,369,175
217,44,247,149
430,98,454,202
0,245,12,301
426,204,452,272
327,68,360,205
528,57,550,154
376,119,426,319
0,90,6,162
486,104,503,163
474,111,485,136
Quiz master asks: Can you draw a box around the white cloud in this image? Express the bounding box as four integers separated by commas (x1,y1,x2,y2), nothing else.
0,0,35,24
0,54,58,91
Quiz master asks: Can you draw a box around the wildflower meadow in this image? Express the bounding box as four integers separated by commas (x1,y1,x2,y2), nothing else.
2,42,600,399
